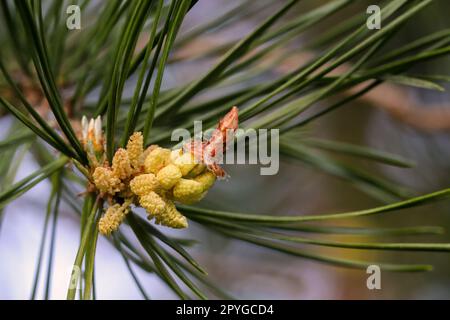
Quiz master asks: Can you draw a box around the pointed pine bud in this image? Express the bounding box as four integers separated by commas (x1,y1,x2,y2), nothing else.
88,118,95,136
94,116,102,143
81,116,88,142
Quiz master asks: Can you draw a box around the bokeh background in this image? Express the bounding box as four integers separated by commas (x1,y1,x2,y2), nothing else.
1,0,450,299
